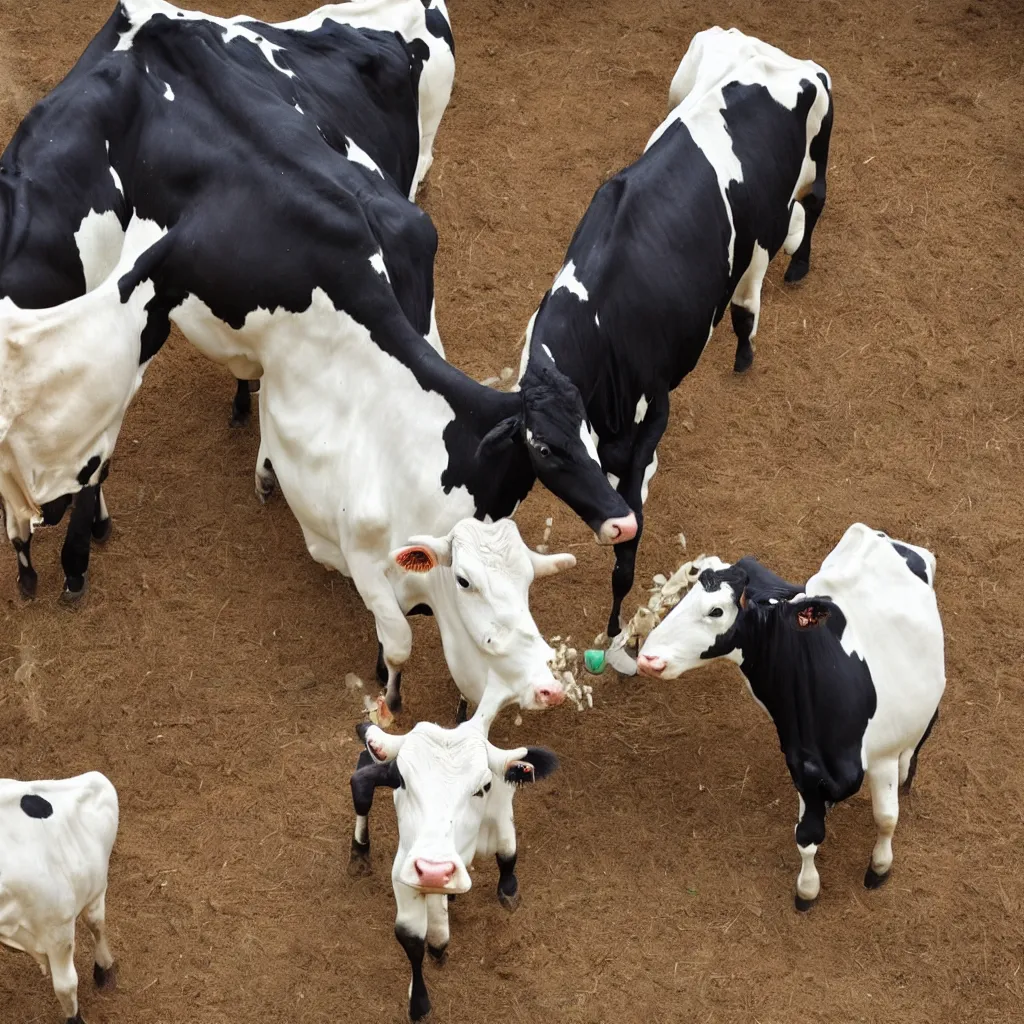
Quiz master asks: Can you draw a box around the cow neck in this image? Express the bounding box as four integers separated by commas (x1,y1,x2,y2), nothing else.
399,335,536,519
526,304,603,406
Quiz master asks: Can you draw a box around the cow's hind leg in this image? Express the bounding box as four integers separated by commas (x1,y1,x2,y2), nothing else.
230,378,254,428
11,532,38,600
59,485,99,604
46,932,82,1023
786,93,833,283
730,243,770,373
83,889,116,988
91,486,112,544
865,759,901,888
794,791,827,911
900,709,939,793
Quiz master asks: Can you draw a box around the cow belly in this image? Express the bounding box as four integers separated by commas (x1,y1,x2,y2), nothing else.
171,294,263,379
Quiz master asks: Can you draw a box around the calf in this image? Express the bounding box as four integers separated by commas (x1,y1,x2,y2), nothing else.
0,771,119,1023
637,524,945,910
349,720,558,1021
514,27,833,665
0,0,454,597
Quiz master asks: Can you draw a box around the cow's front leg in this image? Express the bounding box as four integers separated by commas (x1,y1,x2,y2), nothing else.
59,485,98,604
794,791,827,911
865,759,900,888
348,749,375,877
425,894,450,965
493,781,521,911
394,883,431,1022
349,552,412,713
45,930,81,1023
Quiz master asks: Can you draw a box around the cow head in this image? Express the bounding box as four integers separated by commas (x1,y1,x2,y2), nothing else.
389,518,575,722
477,362,637,545
637,558,747,678
350,721,558,894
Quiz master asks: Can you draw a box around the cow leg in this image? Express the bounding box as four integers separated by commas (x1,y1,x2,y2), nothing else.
230,378,253,428
865,759,901,888
46,932,81,1023
794,792,827,911
91,486,112,544
900,709,939,793
11,531,38,600
349,552,412,713
83,890,116,987
348,749,374,877
493,782,521,910
605,398,669,664
59,485,98,603
425,894,450,965
786,98,833,283
394,884,431,1022
496,851,519,912
455,696,469,724
730,244,770,373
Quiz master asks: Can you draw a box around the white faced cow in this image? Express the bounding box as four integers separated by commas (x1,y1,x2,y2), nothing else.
387,518,575,724
0,0,454,598
637,524,945,910
349,720,559,1021
0,771,119,1024
515,27,833,666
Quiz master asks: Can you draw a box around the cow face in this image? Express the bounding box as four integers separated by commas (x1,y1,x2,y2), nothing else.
351,722,558,894
478,363,637,545
637,561,748,678
390,518,574,717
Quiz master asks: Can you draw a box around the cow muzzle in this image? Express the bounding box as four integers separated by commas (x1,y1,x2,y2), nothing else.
400,854,472,894
636,653,667,678
596,512,638,545
532,680,566,708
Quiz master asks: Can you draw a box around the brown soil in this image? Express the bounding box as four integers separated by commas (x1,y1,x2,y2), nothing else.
2,1,1023,1022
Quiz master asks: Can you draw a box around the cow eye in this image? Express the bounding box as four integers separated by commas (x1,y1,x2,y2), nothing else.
709,607,724,618
474,781,492,797
456,575,471,590
537,444,551,458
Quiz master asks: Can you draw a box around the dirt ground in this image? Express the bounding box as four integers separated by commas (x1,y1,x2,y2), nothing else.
2,0,1023,1021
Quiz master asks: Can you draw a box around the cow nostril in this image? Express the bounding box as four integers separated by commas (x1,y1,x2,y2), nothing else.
637,654,666,677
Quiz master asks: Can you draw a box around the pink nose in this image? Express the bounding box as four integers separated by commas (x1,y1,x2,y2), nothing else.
637,653,666,678
535,682,566,707
599,512,638,544
414,859,457,889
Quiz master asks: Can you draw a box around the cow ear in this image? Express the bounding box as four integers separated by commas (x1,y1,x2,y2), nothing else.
356,722,405,762
791,599,832,629
527,549,576,579
489,745,560,786
739,588,748,610
476,416,522,460
350,760,404,816
390,535,452,572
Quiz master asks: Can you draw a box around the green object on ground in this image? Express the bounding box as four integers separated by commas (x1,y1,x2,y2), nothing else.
584,649,606,674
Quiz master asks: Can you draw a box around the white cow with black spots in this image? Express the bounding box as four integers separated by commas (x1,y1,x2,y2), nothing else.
348,720,559,1021
0,771,119,1024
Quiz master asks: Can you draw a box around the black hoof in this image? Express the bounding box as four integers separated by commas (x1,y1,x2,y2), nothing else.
386,693,403,714
864,865,890,889
66,1014,85,1024
348,839,372,877
794,892,817,913
785,258,810,283
91,517,112,544
447,893,456,904
427,943,448,966
59,577,88,605
498,888,520,913
229,410,250,429
733,351,754,374
17,573,37,600
94,962,116,988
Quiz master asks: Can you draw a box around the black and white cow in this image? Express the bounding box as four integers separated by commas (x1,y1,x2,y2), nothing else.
349,720,558,1021
0,0,454,599
515,27,834,667
0,771,119,1024
637,523,945,910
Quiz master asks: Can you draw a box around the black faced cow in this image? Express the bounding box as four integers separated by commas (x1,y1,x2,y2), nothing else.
514,27,834,668
638,524,945,910
0,0,454,600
